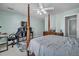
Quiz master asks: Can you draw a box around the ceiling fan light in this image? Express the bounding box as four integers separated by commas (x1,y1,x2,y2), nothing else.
40,12,42,15
44,11,47,14
37,10,42,15
37,10,40,14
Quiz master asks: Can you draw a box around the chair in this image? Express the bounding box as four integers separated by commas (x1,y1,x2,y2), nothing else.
8,33,16,47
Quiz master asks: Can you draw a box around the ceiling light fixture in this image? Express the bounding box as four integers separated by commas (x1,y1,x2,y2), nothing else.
37,10,40,14
33,4,54,15
8,7,14,10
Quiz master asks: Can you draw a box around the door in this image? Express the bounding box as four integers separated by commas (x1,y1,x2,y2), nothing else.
68,16,76,38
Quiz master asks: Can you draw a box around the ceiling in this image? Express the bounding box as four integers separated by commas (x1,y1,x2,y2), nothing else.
0,3,79,19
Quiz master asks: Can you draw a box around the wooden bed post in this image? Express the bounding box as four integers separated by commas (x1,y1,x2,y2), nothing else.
26,4,30,56
48,14,50,32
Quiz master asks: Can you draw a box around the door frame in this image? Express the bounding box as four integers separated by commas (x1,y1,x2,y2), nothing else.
65,15,77,38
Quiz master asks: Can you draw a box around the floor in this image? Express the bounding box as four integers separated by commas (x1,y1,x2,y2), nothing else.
0,38,79,56
0,45,27,56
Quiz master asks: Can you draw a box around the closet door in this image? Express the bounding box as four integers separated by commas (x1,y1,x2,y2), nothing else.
68,16,76,38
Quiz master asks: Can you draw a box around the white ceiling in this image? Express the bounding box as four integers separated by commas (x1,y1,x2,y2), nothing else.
0,3,79,19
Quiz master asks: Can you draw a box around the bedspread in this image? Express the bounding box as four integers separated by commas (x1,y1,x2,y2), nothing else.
29,35,79,56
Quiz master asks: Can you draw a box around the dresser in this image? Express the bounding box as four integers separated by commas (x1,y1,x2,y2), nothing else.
43,31,64,36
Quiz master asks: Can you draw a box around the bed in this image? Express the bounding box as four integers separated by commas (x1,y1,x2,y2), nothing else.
28,35,79,56
25,4,79,56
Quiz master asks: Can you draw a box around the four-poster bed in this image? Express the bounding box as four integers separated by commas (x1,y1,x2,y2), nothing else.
26,4,30,48
26,4,79,56
48,14,51,32
26,4,31,56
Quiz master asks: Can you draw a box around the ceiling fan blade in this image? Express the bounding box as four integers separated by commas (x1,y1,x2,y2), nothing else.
39,3,43,9
41,9,47,14
44,7,54,10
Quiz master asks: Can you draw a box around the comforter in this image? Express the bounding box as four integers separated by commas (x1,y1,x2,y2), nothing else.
29,35,79,56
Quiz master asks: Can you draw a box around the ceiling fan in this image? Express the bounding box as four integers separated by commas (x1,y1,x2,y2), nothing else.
33,3,54,15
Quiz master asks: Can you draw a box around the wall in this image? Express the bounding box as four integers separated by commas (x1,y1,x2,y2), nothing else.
0,11,45,38
30,17,45,37
45,8,79,36
0,11,24,34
